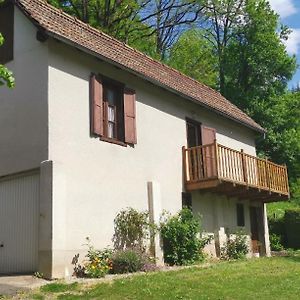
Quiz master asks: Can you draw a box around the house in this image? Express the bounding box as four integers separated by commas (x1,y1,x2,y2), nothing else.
0,0,289,278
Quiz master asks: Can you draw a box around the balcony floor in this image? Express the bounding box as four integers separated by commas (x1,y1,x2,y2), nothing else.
186,178,289,203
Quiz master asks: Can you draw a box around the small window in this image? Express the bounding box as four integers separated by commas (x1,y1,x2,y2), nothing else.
90,74,137,146
182,192,192,209
103,82,124,141
236,203,245,227
0,2,14,64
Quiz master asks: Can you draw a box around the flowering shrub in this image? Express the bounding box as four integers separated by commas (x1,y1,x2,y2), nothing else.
72,238,113,278
113,208,154,251
220,231,249,260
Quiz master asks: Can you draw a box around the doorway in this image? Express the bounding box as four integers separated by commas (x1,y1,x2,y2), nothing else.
250,206,261,255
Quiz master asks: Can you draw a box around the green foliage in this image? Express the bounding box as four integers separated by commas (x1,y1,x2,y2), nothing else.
113,207,154,251
256,92,300,184
269,233,284,251
284,208,300,249
220,231,249,260
160,208,211,265
48,0,141,42
0,33,14,88
223,0,296,112
168,29,218,88
111,249,146,274
72,238,113,278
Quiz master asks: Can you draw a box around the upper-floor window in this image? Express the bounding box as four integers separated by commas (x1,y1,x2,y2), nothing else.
0,1,14,64
90,74,137,146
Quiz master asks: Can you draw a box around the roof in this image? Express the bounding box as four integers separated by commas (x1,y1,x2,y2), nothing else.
13,0,264,133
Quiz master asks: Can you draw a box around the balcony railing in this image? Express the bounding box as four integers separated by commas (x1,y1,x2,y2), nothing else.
182,142,289,201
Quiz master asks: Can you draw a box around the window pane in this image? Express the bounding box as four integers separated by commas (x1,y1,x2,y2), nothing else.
106,89,116,105
108,105,115,122
108,122,115,139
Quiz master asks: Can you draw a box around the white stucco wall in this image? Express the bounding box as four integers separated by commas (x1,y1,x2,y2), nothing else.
0,9,48,176
46,39,258,277
191,191,253,257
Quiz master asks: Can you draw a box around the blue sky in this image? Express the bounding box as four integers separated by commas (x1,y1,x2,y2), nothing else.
269,0,300,88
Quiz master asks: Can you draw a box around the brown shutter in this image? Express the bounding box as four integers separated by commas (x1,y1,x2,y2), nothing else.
90,74,103,136
201,126,216,145
201,126,217,178
124,88,137,144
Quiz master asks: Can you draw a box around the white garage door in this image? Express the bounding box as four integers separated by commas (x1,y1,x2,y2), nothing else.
0,172,39,274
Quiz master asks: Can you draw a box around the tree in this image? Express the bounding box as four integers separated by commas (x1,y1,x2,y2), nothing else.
48,0,143,41
48,0,202,60
258,92,300,180
223,0,296,114
200,0,246,93
168,29,217,87
139,0,203,60
0,33,14,88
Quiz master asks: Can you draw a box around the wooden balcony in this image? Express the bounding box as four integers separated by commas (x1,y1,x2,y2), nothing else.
182,142,290,202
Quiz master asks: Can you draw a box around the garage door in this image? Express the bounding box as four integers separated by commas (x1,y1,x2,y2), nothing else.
0,172,39,274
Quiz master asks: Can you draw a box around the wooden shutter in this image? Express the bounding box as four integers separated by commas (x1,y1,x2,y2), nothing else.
201,126,216,145
201,125,217,178
90,74,103,136
124,88,137,144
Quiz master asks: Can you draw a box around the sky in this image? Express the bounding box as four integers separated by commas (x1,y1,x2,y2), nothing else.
268,0,300,88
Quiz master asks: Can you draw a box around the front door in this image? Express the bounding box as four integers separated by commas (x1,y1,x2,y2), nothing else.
250,207,260,254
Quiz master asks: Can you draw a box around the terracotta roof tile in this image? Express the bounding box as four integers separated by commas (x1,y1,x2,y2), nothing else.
14,0,264,132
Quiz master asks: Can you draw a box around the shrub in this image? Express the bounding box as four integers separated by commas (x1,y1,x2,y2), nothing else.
220,231,249,260
111,249,146,274
160,208,211,265
268,216,286,248
72,238,113,278
113,208,154,251
269,233,284,251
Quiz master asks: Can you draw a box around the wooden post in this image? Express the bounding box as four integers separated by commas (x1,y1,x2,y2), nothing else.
265,158,271,192
284,163,290,197
214,139,219,178
241,149,248,184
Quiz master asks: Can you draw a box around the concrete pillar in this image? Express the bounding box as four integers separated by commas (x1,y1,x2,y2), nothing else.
38,160,53,279
263,203,271,257
213,197,227,256
147,181,164,265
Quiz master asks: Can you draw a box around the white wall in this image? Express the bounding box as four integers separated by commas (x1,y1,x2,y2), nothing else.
47,40,258,276
0,9,48,176
191,191,253,257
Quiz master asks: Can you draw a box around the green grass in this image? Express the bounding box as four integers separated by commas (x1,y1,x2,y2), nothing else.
267,201,299,219
29,255,300,300
40,282,79,293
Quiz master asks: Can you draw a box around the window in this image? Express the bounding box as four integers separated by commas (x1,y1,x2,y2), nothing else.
0,2,14,64
103,82,124,141
90,74,137,145
186,119,201,148
236,203,245,227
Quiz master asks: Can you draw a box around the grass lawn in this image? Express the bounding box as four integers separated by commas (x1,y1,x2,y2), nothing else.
23,254,300,300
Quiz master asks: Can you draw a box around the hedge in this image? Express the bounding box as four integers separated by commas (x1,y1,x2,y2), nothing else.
284,208,300,249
